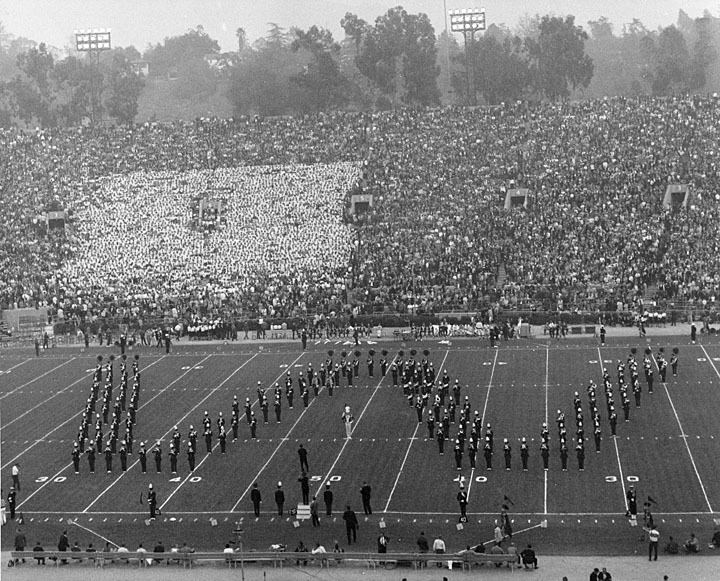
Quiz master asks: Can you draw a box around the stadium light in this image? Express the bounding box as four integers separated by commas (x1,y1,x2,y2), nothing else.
448,8,485,105
74,28,112,124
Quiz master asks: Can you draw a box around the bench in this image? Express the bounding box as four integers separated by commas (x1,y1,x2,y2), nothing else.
460,552,518,570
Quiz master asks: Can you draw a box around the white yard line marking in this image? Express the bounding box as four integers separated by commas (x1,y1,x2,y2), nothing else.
158,352,276,511
0,358,32,377
654,353,714,513
597,347,628,512
468,349,499,503
700,345,720,381
82,354,255,512
1,356,165,471
310,357,395,501
0,358,77,402
16,354,212,510
384,350,450,512
228,353,313,512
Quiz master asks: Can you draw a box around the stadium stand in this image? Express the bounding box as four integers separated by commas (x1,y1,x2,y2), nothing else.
1,95,719,331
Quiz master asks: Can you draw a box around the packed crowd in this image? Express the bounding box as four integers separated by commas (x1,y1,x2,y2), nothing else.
1,95,719,326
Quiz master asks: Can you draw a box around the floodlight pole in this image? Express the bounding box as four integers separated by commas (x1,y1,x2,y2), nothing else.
449,8,485,106
74,29,112,125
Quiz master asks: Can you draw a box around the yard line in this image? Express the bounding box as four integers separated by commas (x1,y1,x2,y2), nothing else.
311,356,395,501
17,354,211,510
0,358,32,377
653,354,714,513
157,352,267,511
82,353,254,512
467,348,498,504
597,347,628,512
543,346,549,515
383,350,450,512
0,358,76,401
700,345,720,380
227,352,314,512
1,356,165,471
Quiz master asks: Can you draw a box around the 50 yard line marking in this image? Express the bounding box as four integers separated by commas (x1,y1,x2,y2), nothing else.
597,347,628,512
311,356,396,501
467,348,499,504
654,351,713,513
384,350,450,512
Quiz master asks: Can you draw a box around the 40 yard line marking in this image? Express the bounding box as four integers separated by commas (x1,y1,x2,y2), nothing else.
654,352,714,513
467,348,498,504
82,353,256,512
383,350,450,512
597,347,628,512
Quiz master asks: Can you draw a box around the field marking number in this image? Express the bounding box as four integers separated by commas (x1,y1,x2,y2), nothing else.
606,475,639,483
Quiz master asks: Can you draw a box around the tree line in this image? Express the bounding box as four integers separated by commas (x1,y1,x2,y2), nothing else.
0,7,718,127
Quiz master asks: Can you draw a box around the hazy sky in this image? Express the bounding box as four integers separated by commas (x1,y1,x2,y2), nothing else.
0,1,714,53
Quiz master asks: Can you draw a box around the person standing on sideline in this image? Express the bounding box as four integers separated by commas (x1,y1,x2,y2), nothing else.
343,505,358,544
250,483,262,517
310,496,320,527
342,405,354,439
11,464,20,491
360,481,372,514
457,484,468,518
275,482,285,516
147,484,158,520
323,483,333,516
298,472,310,504
648,525,660,561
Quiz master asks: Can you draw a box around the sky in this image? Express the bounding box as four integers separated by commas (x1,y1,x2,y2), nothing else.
0,0,715,53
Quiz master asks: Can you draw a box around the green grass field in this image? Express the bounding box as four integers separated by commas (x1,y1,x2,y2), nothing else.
2,334,719,556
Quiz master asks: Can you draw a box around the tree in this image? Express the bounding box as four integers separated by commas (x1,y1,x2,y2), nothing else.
236,27,247,54
526,15,593,100
343,6,440,107
651,25,690,95
689,17,717,90
51,55,96,125
14,42,55,125
290,26,349,113
104,49,144,124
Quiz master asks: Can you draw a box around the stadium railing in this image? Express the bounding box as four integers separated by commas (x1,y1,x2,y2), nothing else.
10,549,518,571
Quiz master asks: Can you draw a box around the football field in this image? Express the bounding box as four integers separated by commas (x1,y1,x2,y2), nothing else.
2,334,719,555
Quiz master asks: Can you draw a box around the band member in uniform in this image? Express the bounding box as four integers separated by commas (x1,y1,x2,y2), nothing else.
520,438,529,471
153,442,162,473
72,442,81,474
86,442,96,473
138,442,147,473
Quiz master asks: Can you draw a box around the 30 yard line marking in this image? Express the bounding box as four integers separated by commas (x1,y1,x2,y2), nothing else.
1,356,165,471
82,354,255,512
543,346,549,515
0,357,76,401
311,356,395,500
17,354,212,510
597,347,628,512
384,350,450,512
468,348,498,504
228,352,311,512
653,354,714,513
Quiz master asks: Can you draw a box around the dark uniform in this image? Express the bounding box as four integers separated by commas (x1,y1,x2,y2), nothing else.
147,486,158,519
275,484,285,515
274,397,282,423
169,445,178,473
299,473,310,504
576,443,585,471
298,444,309,472
560,444,568,471
219,427,227,453
250,483,262,517
86,443,96,473
457,488,468,518
323,484,333,515
7,488,16,519
360,482,372,515
104,446,113,473
187,443,196,472
484,442,493,470
540,442,549,470
72,443,81,474
138,443,147,473
153,444,162,473
503,440,512,470
520,439,529,471
119,445,128,471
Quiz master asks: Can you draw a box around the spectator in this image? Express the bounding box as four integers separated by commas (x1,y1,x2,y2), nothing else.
295,540,308,566
13,528,27,564
70,541,82,562
432,535,446,568
86,542,96,564
520,544,538,569
223,543,236,565
711,529,720,548
57,530,69,564
33,540,45,565
153,540,166,565
684,533,700,554
137,542,149,567
598,567,613,580
117,542,130,563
